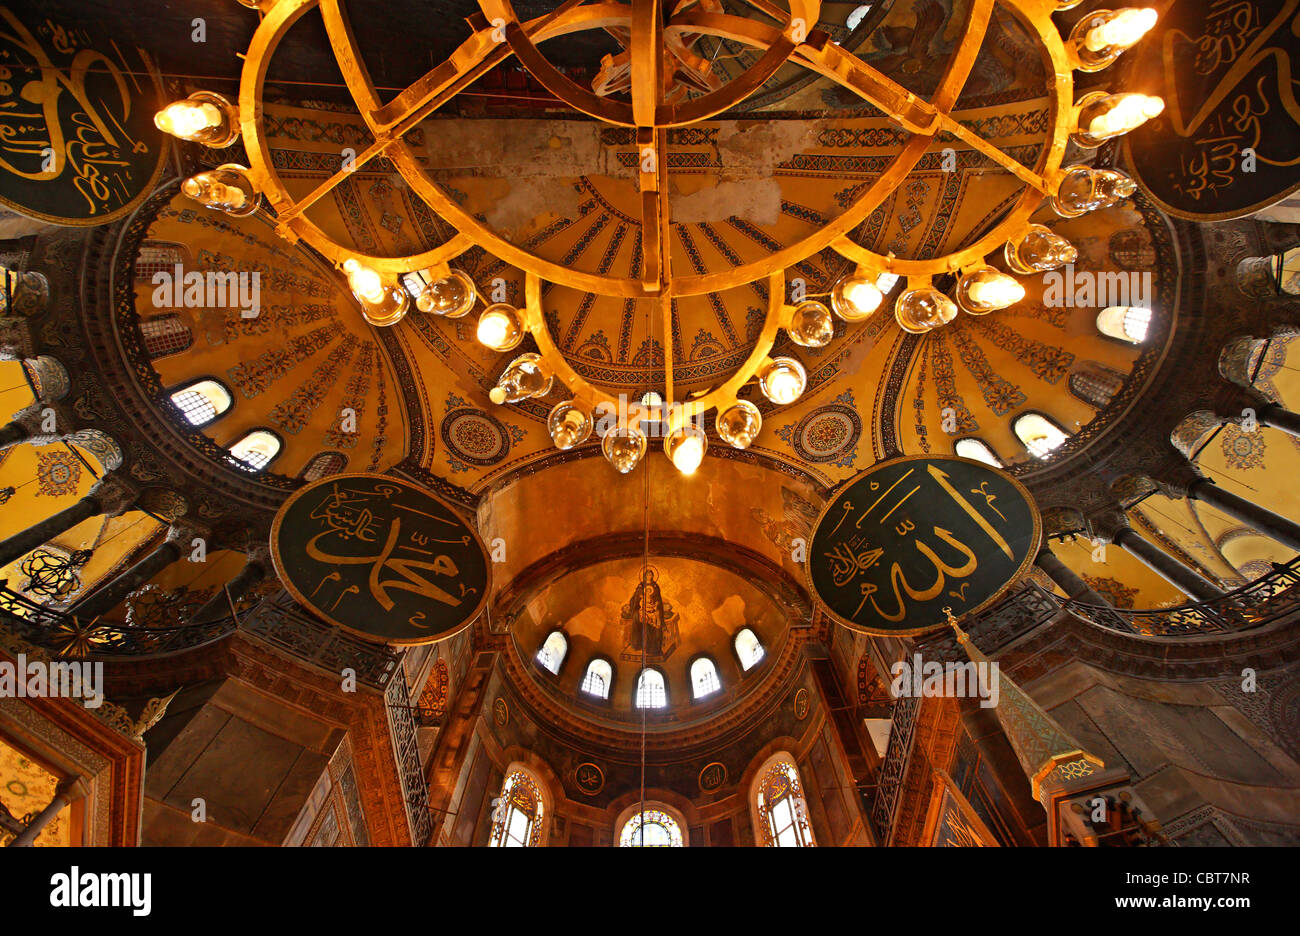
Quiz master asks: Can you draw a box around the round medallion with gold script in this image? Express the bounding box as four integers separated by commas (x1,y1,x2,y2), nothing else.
807,455,1040,636
492,697,509,727
793,688,810,720
698,762,727,793
270,474,490,645
574,762,605,796
0,9,169,226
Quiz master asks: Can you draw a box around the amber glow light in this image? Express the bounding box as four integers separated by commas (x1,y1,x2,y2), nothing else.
1085,8,1157,51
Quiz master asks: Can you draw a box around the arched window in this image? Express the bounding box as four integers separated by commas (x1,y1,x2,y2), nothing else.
954,437,1001,467
755,759,815,847
619,808,684,847
140,314,193,359
1095,306,1151,343
580,658,612,700
169,378,232,427
300,451,347,482
135,241,187,281
1013,412,1069,458
734,628,765,671
536,631,567,675
1068,362,1126,408
488,770,544,847
228,429,282,472
635,668,667,709
690,657,721,699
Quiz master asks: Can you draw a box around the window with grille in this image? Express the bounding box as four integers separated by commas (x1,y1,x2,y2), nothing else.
140,314,193,359
635,668,666,709
580,659,611,699
135,242,187,281
300,452,347,482
169,379,232,427
228,430,281,472
690,657,721,699
734,628,765,671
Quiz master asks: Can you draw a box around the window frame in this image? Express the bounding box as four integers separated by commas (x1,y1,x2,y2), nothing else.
298,451,349,482
1011,410,1071,460
687,653,722,701
166,376,234,429
634,666,669,710
534,629,569,677
732,627,766,673
578,655,615,703
226,427,284,474
953,436,1002,467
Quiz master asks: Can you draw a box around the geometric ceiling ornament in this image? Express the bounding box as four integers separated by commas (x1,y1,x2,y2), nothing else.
808,454,1041,636
270,474,490,645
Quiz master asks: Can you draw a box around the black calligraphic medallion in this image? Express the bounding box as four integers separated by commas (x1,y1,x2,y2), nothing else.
1123,0,1300,220
270,474,490,646
0,8,169,225
807,455,1040,636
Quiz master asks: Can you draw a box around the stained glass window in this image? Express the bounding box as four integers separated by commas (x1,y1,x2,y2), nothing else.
756,760,815,847
690,657,721,699
619,809,683,847
734,628,764,671
169,379,232,427
488,771,543,847
536,631,567,675
580,659,611,699
635,668,667,708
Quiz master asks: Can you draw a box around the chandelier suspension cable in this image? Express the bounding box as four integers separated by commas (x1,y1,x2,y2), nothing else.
638,297,653,845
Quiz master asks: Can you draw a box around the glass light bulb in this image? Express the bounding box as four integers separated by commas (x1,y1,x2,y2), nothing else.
1086,8,1157,51
155,101,221,138
489,352,552,404
602,427,647,473
959,268,1025,313
716,400,762,449
476,303,523,351
831,274,883,321
1086,93,1164,139
759,357,806,405
547,401,592,450
788,300,835,347
1005,224,1078,273
417,270,476,317
344,259,385,303
665,425,707,475
895,288,958,334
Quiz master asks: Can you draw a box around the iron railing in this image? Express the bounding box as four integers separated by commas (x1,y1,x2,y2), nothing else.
869,692,919,845
386,672,435,846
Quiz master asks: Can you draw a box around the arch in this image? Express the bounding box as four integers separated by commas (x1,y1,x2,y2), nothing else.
953,437,1001,467
689,655,721,699
299,451,347,482
615,801,688,847
1068,362,1126,408
1095,305,1151,343
488,764,548,847
535,630,567,675
139,313,194,359
749,752,816,847
733,627,765,671
635,667,668,709
227,428,282,472
580,657,613,700
1013,411,1070,458
134,240,188,281
168,377,233,427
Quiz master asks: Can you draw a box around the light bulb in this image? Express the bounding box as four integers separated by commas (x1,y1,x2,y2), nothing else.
1085,8,1157,52
665,424,707,475
894,288,958,334
1074,93,1164,145
1094,169,1137,205
1005,224,1078,273
759,357,807,405
716,400,762,449
180,164,257,216
152,92,239,146
787,300,835,347
489,353,552,404
831,274,884,321
957,268,1025,314
476,303,523,351
548,401,593,450
344,259,384,303
602,426,647,473
417,269,477,317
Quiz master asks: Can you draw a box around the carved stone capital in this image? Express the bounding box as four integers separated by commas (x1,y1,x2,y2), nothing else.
86,473,140,518
1170,410,1221,459
1,270,50,316
8,399,72,445
137,487,190,522
1084,508,1130,545
244,542,272,572
0,318,35,360
164,521,211,550
23,355,70,402
1145,459,1207,500
1217,335,1265,386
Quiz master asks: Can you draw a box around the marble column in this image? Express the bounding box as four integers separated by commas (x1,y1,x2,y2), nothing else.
1034,548,1111,606
1187,477,1300,553
69,525,193,620
0,474,138,568
7,776,85,847
1112,526,1226,602
190,546,270,623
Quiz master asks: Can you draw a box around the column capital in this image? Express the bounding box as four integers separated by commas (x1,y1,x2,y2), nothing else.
8,399,73,445
86,473,140,518
1146,460,1208,500
1213,382,1274,420
1084,508,1129,545
164,521,211,549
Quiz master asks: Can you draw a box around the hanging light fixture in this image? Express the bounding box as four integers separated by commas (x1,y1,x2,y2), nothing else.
1072,92,1165,146
343,258,409,326
758,357,807,405
488,353,553,404
664,422,708,475
1005,224,1079,273
956,268,1026,314
547,401,593,450
180,164,258,217
1069,7,1158,70
602,425,648,473
786,300,835,347
830,272,884,321
716,400,763,449
895,287,958,334
417,269,477,317
154,91,239,146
